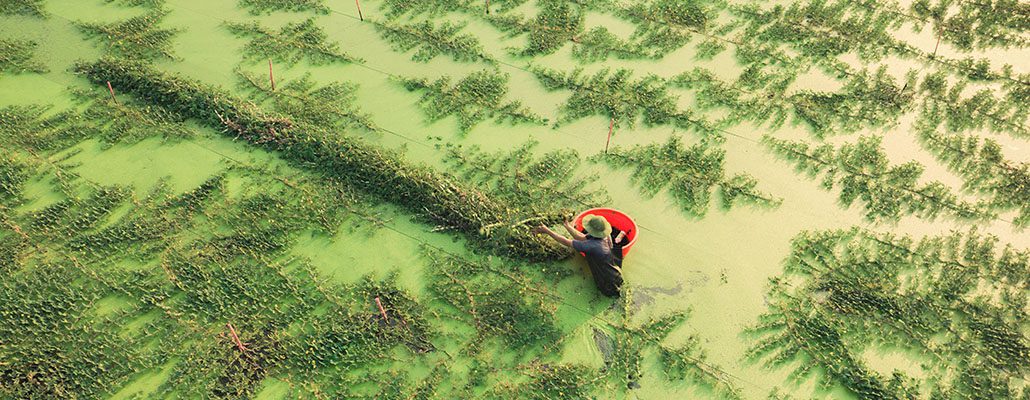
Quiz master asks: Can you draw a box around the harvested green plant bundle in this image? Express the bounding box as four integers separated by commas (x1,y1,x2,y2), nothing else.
226,18,361,65
76,10,179,60
403,69,545,133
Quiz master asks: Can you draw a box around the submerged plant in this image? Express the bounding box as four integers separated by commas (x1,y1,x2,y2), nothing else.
0,38,46,74
76,10,179,60
764,134,994,222
226,18,361,65
402,69,545,133
375,20,493,63
599,136,779,216
238,0,328,15
236,70,379,133
911,0,1030,50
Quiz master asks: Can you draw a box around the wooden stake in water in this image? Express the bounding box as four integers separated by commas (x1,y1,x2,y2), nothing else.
106,81,118,104
932,28,941,57
374,296,389,321
355,0,364,21
604,118,614,154
268,59,276,91
226,323,249,352
485,0,490,14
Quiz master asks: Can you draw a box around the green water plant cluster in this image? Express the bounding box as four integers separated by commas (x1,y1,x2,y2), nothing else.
532,67,718,137
763,134,992,222
747,227,1029,399
76,10,179,60
488,0,584,57
599,136,779,217
226,18,361,65
402,69,546,134
0,0,45,17
379,0,474,19
103,0,165,8
442,140,608,215
916,70,1028,139
911,0,1030,50
238,0,328,15
75,58,567,261
610,0,721,57
236,70,379,133
0,38,46,74
375,20,493,63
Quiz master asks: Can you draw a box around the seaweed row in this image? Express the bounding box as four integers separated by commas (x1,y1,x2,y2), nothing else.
76,9,180,61
235,69,380,134
597,136,780,217
0,38,47,74
0,0,45,17
910,0,1030,50
532,67,721,139
238,0,328,15
374,19,494,63
402,69,546,134
746,227,1029,398
75,57,568,261
225,18,362,66
763,134,994,222
574,0,723,57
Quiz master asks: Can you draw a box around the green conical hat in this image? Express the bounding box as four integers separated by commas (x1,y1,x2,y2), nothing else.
582,214,612,238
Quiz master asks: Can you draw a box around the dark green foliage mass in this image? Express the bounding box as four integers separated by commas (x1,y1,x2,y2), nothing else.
0,0,45,17
226,18,361,65
599,136,779,216
402,69,545,133
76,10,179,60
236,70,379,133
0,38,46,74
911,0,1030,50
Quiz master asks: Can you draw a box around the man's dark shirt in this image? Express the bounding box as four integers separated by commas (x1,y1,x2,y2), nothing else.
572,236,624,297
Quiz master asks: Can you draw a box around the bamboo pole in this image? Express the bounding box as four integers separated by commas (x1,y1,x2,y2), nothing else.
226,323,248,352
604,118,614,154
106,81,118,104
354,0,364,21
374,297,389,321
268,59,276,91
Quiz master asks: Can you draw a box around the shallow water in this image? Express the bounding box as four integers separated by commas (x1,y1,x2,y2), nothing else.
2,0,1027,399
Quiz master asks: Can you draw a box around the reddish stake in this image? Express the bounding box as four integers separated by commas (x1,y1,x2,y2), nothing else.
374,297,389,321
268,59,276,91
485,0,490,14
604,118,614,154
354,0,364,21
106,81,118,104
226,323,248,352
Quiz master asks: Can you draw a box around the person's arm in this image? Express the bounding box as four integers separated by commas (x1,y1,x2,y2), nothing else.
532,225,573,249
563,220,587,241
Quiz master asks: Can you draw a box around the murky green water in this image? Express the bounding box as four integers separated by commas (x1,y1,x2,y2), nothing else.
2,0,1027,399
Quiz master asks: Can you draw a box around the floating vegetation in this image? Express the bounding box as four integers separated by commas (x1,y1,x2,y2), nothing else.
379,0,472,19
103,0,164,8
911,0,1030,50
747,227,1030,399
238,0,328,15
915,70,1028,139
236,69,379,133
0,38,46,74
76,10,179,60
609,0,721,56
402,69,545,133
442,140,608,214
76,58,567,261
763,134,993,222
599,136,779,216
915,124,1030,227
492,362,595,399
533,67,718,137
0,0,45,17
375,20,493,63
226,18,361,65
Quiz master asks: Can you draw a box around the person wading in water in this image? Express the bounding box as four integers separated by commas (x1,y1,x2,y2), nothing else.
533,214,626,297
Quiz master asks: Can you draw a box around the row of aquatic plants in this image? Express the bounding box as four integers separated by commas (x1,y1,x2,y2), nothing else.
235,69,380,134
0,38,46,74
374,19,494,63
225,18,361,65
763,134,993,222
910,0,1030,50
598,136,779,217
74,57,568,261
76,9,179,61
401,69,546,134
747,227,1029,399
238,0,328,15
0,0,45,17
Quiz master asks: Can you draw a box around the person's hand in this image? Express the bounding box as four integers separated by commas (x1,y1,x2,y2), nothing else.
563,220,575,230
532,225,549,235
